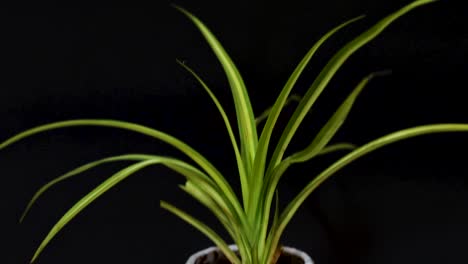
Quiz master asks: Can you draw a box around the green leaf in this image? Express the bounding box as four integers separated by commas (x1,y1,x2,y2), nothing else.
268,0,438,174
317,142,357,156
29,157,227,263
174,5,258,173
161,201,242,264
263,1,439,262
169,167,242,229
250,14,366,239
180,181,253,263
255,94,301,126
258,71,378,256
0,119,248,232
176,59,249,211
20,153,160,223
268,123,468,263
290,70,388,163
261,190,279,263
180,182,239,246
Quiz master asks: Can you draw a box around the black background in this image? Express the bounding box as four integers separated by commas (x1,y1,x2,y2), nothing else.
1,1,468,263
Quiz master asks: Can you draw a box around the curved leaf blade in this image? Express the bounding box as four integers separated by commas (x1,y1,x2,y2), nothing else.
176,60,249,210
269,0,438,172
317,142,357,156
29,157,218,263
247,17,367,249
252,13,365,183
268,123,468,263
250,14,366,240
290,71,388,163
258,70,379,256
0,119,246,228
255,94,301,126
20,153,159,223
161,201,242,264
180,181,252,263
174,5,258,172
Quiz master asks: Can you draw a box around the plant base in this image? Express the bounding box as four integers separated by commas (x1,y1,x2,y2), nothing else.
186,245,314,264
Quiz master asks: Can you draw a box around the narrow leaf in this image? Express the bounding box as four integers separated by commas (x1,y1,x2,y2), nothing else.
176,60,249,210
289,71,386,163
174,5,258,172
180,181,254,260
180,181,248,252
20,153,159,223
317,142,357,156
264,2,440,261
255,94,301,126
268,123,468,263
161,201,242,264
250,14,366,229
269,0,437,172
0,119,247,229
29,157,218,263
258,70,379,254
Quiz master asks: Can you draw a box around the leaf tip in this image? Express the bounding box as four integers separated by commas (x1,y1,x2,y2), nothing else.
171,4,191,18
175,58,190,69
368,69,393,80
169,3,182,10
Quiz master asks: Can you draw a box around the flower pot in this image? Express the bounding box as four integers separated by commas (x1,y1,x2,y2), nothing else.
186,245,314,264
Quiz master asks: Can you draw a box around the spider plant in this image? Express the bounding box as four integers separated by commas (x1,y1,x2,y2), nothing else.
2,0,464,263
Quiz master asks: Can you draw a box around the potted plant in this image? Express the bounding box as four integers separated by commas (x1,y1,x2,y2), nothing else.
2,0,464,263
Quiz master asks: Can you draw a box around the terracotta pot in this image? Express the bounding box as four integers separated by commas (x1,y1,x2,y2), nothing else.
186,245,314,264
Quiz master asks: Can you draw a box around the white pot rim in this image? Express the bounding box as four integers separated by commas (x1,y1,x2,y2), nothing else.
186,244,314,264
